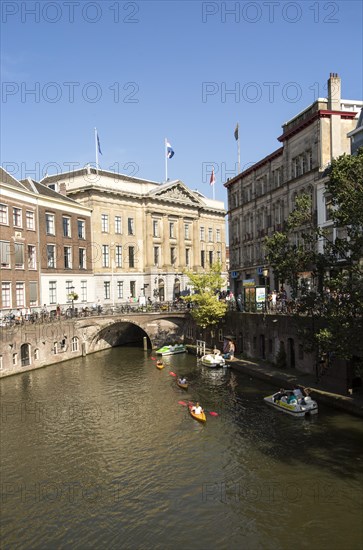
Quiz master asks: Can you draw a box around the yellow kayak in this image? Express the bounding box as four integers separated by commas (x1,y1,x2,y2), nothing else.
177,380,188,390
156,362,164,369
189,405,206,423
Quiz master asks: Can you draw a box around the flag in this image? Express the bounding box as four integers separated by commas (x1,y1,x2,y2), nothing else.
166,141,175,159
210,167,216,186
97,131,103,155
234,123,239,141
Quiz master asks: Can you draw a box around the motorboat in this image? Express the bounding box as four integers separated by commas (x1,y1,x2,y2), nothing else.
200,353,226,368
156,344,186,356
264,389,318,417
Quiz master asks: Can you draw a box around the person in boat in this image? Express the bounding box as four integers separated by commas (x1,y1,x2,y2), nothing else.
156,360,163,366
192,402,203,415
274,388,286,402
179,377,187,384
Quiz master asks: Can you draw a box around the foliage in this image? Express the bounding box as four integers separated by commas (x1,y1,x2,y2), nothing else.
265,149,363,361
182,263,227,329
68,292,78,301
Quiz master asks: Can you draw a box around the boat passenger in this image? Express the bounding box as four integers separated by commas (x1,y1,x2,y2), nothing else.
192,403,203,415
179,377,187,384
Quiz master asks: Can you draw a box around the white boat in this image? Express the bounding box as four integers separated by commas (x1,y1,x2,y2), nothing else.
156,344,186,356
200,353,226,368
264,389,318,417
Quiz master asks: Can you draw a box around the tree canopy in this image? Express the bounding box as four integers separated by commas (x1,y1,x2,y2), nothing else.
182,263,227,329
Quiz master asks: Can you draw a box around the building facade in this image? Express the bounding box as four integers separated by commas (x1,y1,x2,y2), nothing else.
42,168,227,305
225,74,362,306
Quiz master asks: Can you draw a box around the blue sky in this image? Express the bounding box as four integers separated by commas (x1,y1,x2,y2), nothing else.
1,0,362,204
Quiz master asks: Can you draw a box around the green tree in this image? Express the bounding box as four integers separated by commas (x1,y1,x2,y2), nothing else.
183,263,227,329
265,149,363,362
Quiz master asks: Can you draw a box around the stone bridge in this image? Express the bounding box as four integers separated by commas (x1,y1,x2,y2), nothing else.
0,311,190,377
76,311,190,354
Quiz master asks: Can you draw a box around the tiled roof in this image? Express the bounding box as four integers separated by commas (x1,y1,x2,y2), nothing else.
0,167,27,190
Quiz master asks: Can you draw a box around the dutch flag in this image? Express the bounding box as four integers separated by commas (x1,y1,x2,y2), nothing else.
166,141,175,159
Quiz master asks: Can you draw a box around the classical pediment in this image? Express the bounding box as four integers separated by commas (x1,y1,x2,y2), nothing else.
150,181,203,205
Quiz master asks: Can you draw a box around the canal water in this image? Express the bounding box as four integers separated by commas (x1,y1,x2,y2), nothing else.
1,348,362,550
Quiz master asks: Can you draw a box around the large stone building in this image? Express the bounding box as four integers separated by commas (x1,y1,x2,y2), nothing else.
42,168,227,305
225,74,362,307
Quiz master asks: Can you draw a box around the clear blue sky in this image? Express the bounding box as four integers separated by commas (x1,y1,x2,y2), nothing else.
1,0,362,203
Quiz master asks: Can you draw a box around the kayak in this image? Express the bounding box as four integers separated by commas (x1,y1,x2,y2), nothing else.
156,362,164,369
177,379,188,390
189,405,206,423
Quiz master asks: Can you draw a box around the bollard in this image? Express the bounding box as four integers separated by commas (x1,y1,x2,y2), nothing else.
143,336,147,351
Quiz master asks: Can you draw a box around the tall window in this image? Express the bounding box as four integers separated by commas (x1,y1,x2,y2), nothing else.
170,247,176,265
209,251,213,265
169,222,175,238
64,246,72,269
47,245,56,268
154,246,160,266
129,246,135,268
101,214,109,233
102,245,109,267
184,223,190,239
81,280,87,302
13,208,22,227
63,216,71,237
45,213,55,235
26,211,35,230
130,281,136,298
14,243,24,268
117,281,123,299
16,282,25,307
79,248,86,269
128,218,134,235
1,282,11,308
216,228,221,242
208,228,213,242
185,248,190,267
29,281,38,306
28,245,36,269
0,241,10,268
115,216,122,234
0,204,8,225
49,281,57,304
71,337,79,352
78,219,85,239
104,281,110,299
115,245,122,267
200,227,205,241
216,251,221,263
153,220,159,237
201,250,205,268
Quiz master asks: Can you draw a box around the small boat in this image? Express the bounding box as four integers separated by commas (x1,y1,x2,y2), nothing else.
264,390,318,417
156,361,164,369
200,353,226,368
156,344,186,356
189,404,206,423
177,379,188,390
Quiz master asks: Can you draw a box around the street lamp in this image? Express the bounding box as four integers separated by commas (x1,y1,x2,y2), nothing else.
68,285,78,317
262,268,269,312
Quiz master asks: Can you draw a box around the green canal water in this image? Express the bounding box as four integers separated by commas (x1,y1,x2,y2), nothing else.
1,348,362,549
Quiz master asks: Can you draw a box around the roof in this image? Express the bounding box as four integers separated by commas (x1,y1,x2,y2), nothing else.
20,178,80,204
0,167,27,190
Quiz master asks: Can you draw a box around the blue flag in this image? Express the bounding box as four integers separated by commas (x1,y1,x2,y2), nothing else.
166,141,174,159
97,132,103,155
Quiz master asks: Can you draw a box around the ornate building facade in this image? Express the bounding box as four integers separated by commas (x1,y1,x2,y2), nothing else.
225,74,362,306
42,168,227,305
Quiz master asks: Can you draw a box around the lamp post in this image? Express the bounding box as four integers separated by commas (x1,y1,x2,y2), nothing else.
262,268,269,313
69,285,75,317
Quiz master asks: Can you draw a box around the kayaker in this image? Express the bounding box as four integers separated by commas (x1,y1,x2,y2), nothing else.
192,403,203,415
179,377,187,384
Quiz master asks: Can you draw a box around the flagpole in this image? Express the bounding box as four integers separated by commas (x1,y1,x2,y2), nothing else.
165,138,168,182
237,133,240,174
95,127,99,174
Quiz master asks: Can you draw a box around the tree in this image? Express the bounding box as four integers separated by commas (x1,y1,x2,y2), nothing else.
182,263,227,329
265,149,363,363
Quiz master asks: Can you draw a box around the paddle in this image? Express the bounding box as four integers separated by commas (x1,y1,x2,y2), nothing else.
178,401,218,417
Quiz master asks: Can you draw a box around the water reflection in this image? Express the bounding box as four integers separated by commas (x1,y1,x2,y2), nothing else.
1,347,362,549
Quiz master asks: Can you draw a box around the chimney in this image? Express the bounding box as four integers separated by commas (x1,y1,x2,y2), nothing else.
328,73,341,111
58,182,67,196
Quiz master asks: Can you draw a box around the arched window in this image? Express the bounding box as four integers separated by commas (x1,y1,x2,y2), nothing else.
71,337,79,352
21,343,31,367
